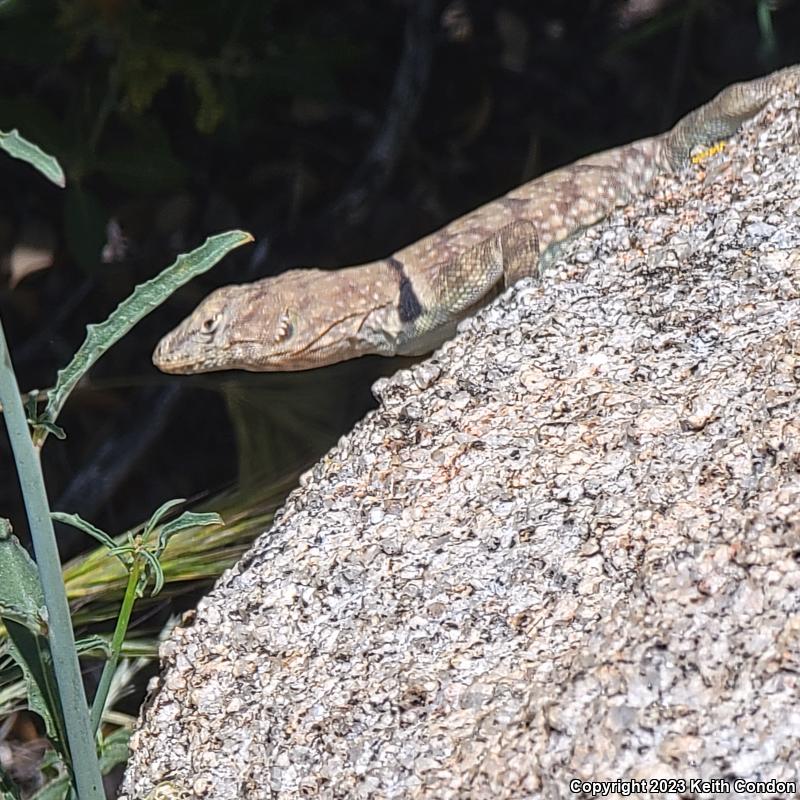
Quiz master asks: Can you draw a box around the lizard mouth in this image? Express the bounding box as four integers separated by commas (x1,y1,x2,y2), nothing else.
151,334,209,374
152,339,190,373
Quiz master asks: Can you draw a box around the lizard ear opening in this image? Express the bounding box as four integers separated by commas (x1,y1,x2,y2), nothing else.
274,310,294,343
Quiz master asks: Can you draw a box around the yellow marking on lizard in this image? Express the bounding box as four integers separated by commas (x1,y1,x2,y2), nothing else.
691,140,727,164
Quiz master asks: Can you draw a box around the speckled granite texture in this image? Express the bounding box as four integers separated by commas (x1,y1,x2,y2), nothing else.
122,89,800,800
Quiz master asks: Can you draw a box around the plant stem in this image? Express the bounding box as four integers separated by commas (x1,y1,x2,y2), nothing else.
90,557,142,733
0,319,104,800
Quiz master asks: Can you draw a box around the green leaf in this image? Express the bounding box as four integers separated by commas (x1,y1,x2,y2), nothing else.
0,129,64,187
0,525,68,756
156,511,223,555
119,45,223,133
38,749,64,773
98,726,131,774
0,602,47,635
107,545,135,561
3,620,66,750
51,512,118,552
0,99,66,161
0,520,44,618
42,230,254,430
29,775,69,800
142,498,186,540
31,420,66,440
138,550,164,597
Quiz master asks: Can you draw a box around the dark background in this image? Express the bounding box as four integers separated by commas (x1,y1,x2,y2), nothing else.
2,0,800,555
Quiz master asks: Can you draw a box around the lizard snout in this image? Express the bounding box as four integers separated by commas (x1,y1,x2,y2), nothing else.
152,331,186,373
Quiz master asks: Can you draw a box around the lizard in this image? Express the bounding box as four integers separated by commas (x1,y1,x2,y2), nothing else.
152,65,800,374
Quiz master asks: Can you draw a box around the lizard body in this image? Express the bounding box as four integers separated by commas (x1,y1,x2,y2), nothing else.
153,66,800,373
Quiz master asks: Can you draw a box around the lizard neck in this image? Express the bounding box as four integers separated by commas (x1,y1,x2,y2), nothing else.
359,256,475,357
350,257,432,357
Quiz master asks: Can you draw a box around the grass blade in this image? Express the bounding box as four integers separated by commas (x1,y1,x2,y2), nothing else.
0,321,104,799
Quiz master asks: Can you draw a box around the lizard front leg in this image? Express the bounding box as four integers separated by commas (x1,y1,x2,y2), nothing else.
391,221,540,356
499,219,541,286
413,219,541,333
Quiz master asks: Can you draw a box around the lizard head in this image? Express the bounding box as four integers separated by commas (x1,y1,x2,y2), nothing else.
152,265,397,373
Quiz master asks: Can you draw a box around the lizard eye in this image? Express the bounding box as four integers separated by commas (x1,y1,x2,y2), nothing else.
200,314,221,336
274,311,294,342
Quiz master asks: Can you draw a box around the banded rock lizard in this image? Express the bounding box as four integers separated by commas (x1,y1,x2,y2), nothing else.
153,65,800,373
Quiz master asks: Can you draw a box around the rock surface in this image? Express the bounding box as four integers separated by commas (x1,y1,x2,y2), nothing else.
121,89,800,800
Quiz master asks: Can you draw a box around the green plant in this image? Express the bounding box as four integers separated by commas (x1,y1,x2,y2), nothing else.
0,129,252,799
